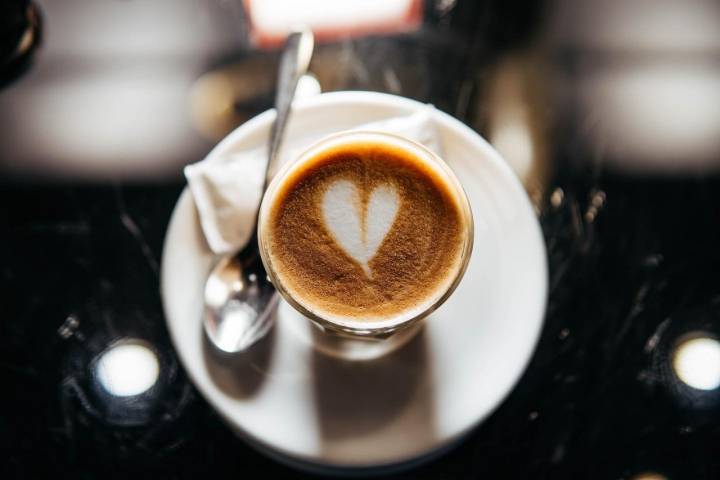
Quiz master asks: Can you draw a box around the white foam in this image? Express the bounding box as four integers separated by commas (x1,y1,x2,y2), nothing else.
322,180,365,268
321,179,400,276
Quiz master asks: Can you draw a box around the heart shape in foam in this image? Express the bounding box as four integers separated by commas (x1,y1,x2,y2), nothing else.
321,179,400,276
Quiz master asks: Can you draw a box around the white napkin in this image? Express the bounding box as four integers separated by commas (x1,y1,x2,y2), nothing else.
185,105,444,254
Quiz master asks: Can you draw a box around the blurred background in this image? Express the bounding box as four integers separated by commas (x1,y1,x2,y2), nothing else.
2,0,720,478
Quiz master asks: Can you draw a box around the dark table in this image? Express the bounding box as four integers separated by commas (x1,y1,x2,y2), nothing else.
3,1,720,478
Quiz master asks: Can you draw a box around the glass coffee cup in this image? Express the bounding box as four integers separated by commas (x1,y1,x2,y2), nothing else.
258,131,473,357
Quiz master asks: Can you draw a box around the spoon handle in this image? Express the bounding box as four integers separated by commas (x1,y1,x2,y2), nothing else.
265,28,314,186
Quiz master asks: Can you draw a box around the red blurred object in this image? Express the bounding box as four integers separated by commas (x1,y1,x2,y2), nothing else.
243,0,423,49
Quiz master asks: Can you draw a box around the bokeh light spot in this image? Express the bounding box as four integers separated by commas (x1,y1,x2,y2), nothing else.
672,336,720,391
96,340,160,397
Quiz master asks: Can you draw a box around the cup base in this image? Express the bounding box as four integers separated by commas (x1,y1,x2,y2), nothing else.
280,302,423,361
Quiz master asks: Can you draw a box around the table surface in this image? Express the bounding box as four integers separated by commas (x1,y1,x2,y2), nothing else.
2,1,720,479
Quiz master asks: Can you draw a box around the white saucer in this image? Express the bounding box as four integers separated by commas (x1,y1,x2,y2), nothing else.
160,91,547,472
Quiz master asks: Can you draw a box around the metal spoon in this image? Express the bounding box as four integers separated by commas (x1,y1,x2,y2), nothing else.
203,29,314,353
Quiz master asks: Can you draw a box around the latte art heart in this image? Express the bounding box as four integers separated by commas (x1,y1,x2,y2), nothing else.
321,180,400,276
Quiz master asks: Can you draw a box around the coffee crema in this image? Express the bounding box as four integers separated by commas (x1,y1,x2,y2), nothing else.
260,136,470,325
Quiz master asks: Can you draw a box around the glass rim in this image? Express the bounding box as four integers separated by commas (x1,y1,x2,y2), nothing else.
258,130,474,337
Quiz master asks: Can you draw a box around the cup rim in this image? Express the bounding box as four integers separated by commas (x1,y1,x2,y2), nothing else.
257,129,474,336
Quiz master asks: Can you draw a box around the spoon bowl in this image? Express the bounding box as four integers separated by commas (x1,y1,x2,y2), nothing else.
203,253,278,353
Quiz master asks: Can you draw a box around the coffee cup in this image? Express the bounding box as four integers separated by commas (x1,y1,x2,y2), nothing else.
258,130,473,355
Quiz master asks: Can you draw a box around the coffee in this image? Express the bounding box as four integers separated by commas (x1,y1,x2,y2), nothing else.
259,132,472,327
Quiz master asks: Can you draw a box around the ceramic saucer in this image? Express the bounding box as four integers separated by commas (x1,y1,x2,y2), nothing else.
160,91,547,472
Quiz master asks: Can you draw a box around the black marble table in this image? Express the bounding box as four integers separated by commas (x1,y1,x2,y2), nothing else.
3,1,720,478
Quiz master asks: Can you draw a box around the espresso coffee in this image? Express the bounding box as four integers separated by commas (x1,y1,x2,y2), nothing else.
260,133,471,326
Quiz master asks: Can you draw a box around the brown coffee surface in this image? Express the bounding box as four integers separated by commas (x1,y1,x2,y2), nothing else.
265,141,466,322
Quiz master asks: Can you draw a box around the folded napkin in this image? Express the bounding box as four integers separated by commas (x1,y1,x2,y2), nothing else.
185,105,444,254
